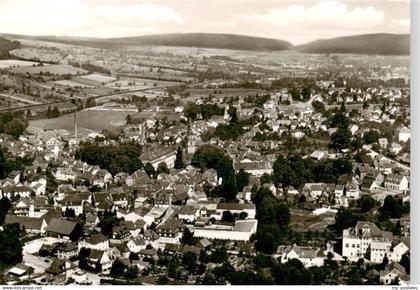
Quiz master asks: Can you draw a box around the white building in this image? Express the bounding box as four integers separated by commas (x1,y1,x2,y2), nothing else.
380,263,410,285
276,245,325,267
384,174,409,192
342,221,393,263
192,219,258,241
398,126,410,142
79,233,110,252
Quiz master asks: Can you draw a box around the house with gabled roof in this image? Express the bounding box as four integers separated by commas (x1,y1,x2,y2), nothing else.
61,194,85,216
156,218,184,245
110,243,131,259
384,174,409,192
388,237,410,263
4,215,48,234
127,237,146,253
79,233,110,251
45,218,83,241
86,249,111,273
380,263,409,285
2,185,32,199
140,144,176,170
57,242,78,260
45,259,74,284
360,176,379,192
276,245,325,267
398,126,410,142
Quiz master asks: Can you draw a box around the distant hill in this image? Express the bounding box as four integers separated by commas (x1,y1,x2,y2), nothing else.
296,33,409,55
0,32,410,55
0,37,21,59
0,33,293,52
101,33,294,51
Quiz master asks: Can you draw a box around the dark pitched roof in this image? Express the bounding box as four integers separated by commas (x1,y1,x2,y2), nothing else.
4,215,44,230
41,209,63,224
45,218,78,236
88,249,105,261
86,233,108,245
57,242,78,252
46,259,67,275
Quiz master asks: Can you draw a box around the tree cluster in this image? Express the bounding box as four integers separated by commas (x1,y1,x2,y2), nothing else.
75,142,143,175
0,223,24,266
252,187,290,254
192,145,240,201
272,154,352,189
184,103,224,121
0,112,28,139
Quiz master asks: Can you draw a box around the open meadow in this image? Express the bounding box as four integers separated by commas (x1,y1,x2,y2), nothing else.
29,109,130,132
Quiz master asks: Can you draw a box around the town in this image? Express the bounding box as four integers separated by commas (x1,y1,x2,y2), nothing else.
0,33,410,286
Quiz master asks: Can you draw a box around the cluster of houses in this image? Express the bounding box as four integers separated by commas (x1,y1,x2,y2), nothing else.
0,79,411,286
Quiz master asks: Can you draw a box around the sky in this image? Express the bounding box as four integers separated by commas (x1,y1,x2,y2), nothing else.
0,0,411,44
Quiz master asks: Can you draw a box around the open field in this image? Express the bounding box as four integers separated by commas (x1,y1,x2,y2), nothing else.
11,64,88,75
53,79,95,88
29,109,130,132
290,208,336,232
106,77,181,90
0,59,43,68
79,73,116,83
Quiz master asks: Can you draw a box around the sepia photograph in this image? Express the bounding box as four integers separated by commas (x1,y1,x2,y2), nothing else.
0,0,415,287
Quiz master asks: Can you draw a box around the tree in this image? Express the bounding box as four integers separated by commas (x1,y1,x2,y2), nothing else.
271,259,312,284
289,88,301,101
0,223,24,265
125,266,139,279
216,175,239,202
0,148,5,179
126,115,134,126
255,224,281,254
380,254,389,270
333,207,359,233
64,207,76,218
0,196,11,224
182,252,198,274
4,119,28,138
110,259,127,278
221,211,236,223
157,162,169,175
69,223,84,242
157,275,169,285
330,126,351,150
174,146,185,169
363,130,380,145
85,97,96,108
236,168,250,191
276,203,291,231
129,252,139,261
301,87,311,101
379,196,404,219
400,254,410,274
208,246,228,264
239,212,248,220
358,195,377,213
75,143,143,175
272,155,293,188
312,100,326,114
260,173,271,184
144,162,156,178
